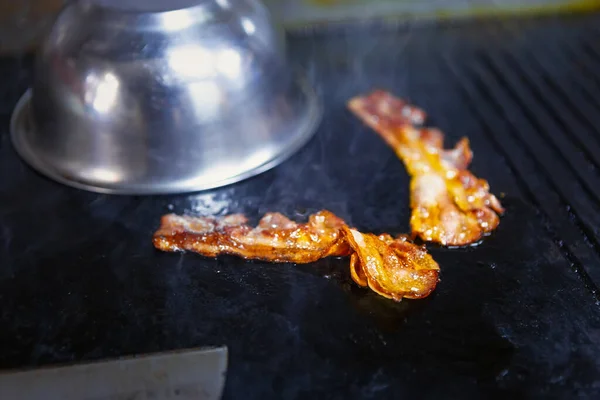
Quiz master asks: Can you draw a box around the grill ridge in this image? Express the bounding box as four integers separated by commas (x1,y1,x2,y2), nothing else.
581,39,600,65
505,25,600,148
557,41,600,109
496,46,600,173
468,61,600,260
478,52,600,207
441,56,600,300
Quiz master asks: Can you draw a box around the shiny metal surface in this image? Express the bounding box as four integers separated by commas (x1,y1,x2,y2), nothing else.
0,346,228,400
10,0,321,194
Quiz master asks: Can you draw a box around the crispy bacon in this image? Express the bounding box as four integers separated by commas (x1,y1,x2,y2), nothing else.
153,211,350,264
153,211,440,301
344,227,440,301
348,90,504,246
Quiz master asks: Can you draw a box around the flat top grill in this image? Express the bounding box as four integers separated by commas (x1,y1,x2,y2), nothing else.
1,12,600,399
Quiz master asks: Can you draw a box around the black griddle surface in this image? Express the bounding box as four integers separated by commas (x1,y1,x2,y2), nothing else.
2,13,600,399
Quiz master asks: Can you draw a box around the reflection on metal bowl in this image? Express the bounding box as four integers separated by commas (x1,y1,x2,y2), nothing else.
10,0,321,195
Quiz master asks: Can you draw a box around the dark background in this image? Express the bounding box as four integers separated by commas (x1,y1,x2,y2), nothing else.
1,12,600,399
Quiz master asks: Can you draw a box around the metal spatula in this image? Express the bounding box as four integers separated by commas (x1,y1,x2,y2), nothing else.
0,346,228,400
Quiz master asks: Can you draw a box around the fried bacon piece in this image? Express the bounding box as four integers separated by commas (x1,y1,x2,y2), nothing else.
344,227,440,300
347,90,504,246
153,211,440,301
153,211,350,264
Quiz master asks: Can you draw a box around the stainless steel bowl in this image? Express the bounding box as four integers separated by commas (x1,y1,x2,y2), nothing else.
11,0,321,194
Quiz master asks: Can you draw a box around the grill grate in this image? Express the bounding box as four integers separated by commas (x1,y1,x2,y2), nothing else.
289,13,600,303
444,51,600,302
2,12,600,398
443,19,600,299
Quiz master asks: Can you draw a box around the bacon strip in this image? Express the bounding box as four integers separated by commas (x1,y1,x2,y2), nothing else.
348,90,504,246
344,227,440,301
153,211,350,264
153,211,440,301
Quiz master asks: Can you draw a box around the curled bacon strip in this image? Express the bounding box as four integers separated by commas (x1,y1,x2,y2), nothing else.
344,227,440,301
348,90,504,246
153,211,440,301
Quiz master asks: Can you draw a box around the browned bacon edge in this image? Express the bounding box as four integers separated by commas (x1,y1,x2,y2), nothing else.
153,211,440,301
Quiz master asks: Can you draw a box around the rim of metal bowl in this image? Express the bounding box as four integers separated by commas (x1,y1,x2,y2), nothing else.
10,72,322,196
